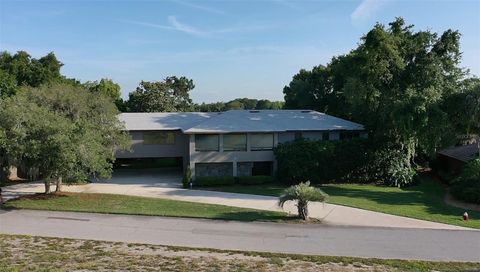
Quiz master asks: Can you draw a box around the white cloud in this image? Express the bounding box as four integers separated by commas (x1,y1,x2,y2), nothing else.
120,17,273,37
167,16,205,36
351,0,385,23
119,17,205,37
171,0,226,15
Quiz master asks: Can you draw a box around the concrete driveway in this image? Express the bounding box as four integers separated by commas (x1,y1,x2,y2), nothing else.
95,168,183,187
1,178,474,230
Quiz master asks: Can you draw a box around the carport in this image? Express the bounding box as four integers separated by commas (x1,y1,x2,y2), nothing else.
96,157,183,187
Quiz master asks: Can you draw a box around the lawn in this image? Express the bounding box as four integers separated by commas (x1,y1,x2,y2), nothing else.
204,177,480,229
1,234,479,272
4,192,286,222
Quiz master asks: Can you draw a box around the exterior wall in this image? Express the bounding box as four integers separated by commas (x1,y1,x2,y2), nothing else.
189,133,278,179
115,130,190,170
278,132,295,143
115,129,365,178
195,162,233,177
278,131,340,142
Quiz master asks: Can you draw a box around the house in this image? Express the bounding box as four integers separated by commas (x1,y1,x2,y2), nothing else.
437,143,479,174
116,110,366,179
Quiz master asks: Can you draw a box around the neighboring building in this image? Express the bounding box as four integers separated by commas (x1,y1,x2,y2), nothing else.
437,143,480,174
116,110,366,179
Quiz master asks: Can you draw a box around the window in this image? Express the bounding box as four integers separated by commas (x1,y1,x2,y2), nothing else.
143,131,175,145
223,134,247,151
322,132,329,141
195,134,219,151
251,133,274,151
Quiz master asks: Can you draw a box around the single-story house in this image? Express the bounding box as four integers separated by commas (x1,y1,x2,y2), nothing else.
116,110,366,179
437,143,479,174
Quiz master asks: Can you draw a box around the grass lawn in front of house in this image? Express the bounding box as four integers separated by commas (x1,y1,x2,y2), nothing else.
204,177,480,229
4,192,286,222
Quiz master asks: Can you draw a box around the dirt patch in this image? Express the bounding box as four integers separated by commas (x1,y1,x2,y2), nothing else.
0,235,396,272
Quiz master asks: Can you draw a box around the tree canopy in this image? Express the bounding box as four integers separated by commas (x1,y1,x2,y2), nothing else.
0,51,65,98
124,77,195,112
0,83,130,192
195,98,284,112
283,17,475,185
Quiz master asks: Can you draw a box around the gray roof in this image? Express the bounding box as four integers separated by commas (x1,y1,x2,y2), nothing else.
119,112,217,131
119,110,364,133
438,144,479,162
184,110,364,133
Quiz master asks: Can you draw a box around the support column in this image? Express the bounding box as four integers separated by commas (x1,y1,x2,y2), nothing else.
219,134,224,152
189,134,196,180
232,157,238,177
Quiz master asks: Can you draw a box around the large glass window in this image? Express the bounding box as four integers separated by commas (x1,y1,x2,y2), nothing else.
195,134,219,151
143,131,175,145
250,133,274,151
223,134,247,151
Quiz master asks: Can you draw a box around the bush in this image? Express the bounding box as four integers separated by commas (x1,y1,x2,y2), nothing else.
237,175,274,185
451,179,480,204
274,138,368,184
273,138,417,187
450,159,480,204
182,166,192,189
361,144,416,187
194,176,235,187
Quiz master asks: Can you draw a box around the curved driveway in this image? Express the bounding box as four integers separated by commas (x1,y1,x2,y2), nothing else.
2,180,474,230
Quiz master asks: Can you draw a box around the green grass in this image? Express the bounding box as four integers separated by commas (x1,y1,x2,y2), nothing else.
204,178,480,229
1,234,479,272
4,192,286,222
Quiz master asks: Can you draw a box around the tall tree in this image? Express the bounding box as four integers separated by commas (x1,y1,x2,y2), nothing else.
0,83,130,193
125,76,194,112
283,18,467,185
84,78,125,111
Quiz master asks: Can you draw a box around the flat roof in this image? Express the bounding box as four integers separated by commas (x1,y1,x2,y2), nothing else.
119,112,217,131
119,110,364,133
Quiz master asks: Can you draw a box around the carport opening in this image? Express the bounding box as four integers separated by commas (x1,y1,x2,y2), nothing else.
114,157,183,170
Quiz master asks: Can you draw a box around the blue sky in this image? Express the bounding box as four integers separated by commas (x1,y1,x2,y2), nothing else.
1,0,479,103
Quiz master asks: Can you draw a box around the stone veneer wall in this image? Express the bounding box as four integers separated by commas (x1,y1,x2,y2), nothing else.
195,162,233,177
237,162,253,176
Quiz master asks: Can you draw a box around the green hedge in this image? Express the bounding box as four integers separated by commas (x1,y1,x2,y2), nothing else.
273,138,416,187
450,159,480,204
194,176,235,187
237,175,274,185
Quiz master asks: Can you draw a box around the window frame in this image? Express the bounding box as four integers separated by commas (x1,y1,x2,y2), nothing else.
223,133,247,152
142,131,175,145
250,133,274,151
195,134,220,152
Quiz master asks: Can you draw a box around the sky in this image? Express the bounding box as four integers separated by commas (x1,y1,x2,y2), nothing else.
0,0,479,103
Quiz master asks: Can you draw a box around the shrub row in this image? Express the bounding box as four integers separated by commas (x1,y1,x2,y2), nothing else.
274,138,416,187
450,159,480,204
193,175,274,187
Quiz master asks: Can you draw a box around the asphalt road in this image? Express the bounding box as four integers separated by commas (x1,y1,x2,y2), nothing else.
1,209,479,262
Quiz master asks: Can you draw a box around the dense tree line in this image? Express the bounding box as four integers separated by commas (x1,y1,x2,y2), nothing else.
283,18,480,186
194,98,284,112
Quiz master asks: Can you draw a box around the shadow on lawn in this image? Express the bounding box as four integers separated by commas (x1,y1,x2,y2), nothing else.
214,211,288,222
322,182,480,220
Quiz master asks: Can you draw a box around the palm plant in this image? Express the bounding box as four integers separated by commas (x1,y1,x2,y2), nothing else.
278,181,328,220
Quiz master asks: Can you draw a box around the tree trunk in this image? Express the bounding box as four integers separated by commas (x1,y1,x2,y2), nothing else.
55,177,62,193
44,180,51,194
297,201,308,220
